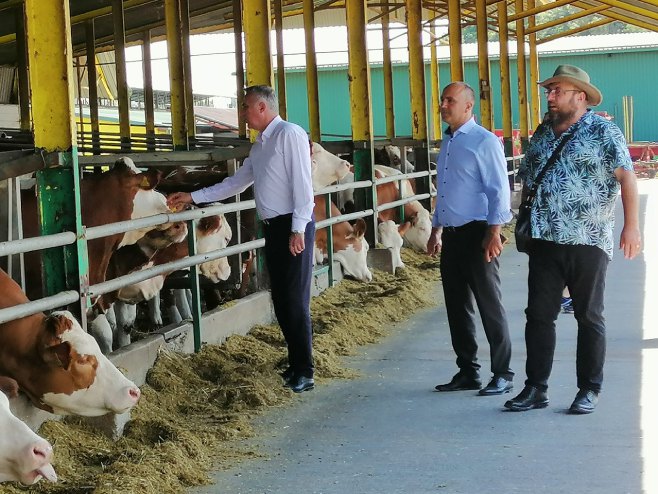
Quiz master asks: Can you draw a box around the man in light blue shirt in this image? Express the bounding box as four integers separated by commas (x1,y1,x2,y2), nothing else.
168,85,316,394
427,82,514,396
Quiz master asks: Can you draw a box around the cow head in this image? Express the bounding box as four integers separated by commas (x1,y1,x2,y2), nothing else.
311,142,351,191
334,218,373,282
0,379,56,485
32,312,140,417
402,209,432,252
378,220,407,271
111,157,172,248
196,211,233,283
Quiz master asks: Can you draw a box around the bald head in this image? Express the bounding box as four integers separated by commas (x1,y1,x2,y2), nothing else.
440,82,475,132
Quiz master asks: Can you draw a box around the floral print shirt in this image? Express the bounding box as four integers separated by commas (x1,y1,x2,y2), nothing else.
518,110,632,259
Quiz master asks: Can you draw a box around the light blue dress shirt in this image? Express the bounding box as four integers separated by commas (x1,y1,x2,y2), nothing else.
432,117,512,228
191,116,314,233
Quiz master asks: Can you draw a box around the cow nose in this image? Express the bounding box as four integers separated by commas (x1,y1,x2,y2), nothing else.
32,442,53,463
128,386,141,403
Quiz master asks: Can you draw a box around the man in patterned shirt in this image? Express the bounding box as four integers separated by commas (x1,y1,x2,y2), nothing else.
505,65,641,414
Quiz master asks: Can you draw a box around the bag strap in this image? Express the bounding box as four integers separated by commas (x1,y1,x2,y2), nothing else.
525,129,576,204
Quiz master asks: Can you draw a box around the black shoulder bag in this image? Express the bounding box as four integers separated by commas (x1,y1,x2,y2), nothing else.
515,131,574,253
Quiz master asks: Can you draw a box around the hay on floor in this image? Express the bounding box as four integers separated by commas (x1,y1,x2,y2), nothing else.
0,247,439,494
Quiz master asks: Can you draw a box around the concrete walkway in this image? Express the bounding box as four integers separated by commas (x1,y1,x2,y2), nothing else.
192,180,657,494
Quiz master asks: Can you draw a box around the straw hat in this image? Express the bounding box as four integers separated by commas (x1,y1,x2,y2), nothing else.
538,64,602,106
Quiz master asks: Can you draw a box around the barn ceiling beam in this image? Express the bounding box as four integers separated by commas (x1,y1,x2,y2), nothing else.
524,5,609,34
537,17,614,43
72,0,159,25
508,0,574,21
594,0,658,21
573,0,658,31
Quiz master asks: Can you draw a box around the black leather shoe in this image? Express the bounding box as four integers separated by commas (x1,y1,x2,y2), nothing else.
478,377,513,396
290,376,314,393
504,385,549,411
281,367,295,387
434,373,481,392
569,389,598,414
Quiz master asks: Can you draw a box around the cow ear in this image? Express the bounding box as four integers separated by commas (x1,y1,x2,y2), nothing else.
41,341,73,369
69,354,99,389
352,218,367,238
138,169,162,190
398,221,412,236
0,376,19,399
198,215,221,235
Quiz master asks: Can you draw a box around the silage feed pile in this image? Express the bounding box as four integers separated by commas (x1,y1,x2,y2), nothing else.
0,248,439,494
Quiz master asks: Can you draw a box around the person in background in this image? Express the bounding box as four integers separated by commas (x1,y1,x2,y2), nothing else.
504,65,641,414
427,82,514,396
167,85,316,394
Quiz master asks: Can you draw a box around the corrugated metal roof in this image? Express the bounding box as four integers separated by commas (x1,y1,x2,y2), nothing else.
0,66,15,104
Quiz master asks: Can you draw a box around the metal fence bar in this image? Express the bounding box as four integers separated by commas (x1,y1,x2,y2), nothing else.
0,290,79,324
376,193,431,213
315,209,373,229
88,238,265,297
0,231,77,257
314,180,372,195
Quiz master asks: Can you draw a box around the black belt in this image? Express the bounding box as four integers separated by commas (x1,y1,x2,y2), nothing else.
262,213,292,226
442,220,487,233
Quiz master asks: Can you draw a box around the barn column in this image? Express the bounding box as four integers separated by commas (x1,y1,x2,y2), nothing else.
112,0,131,152
406,0,431,211
15,5,30,133
515,0,530,151
303,0,321,142
165,0,189,150
243,0,273,88
527,0,541,129
181,0,196,140
475,0,492,130
346,0,376,247
232,0,247,138
381,11,395,139
274,0,288,119
142,29,156,151
25,0,88,319
498,2,515,166
448,0,464,81
85,21,101,155
429,20,441,142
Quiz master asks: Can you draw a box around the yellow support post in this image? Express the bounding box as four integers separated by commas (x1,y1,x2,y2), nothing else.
345,0,376,247
406,0,431,212
382,11,395,139
243,0,273,88
448,0,464,81
430,20,441,141
515,0,530,151
181,0,196,139
528,0,540,129
498,1,514,160
165,0,188,150
304,0,321,142
476,0,492,130
112,0,131,151
25,0,87,317
274,0,287,119
232,0,246,138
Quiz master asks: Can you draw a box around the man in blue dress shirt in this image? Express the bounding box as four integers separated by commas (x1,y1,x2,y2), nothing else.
427,82,514,396
167,85,316,393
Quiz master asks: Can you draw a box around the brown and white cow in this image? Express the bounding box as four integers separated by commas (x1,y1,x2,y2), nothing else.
21,157,171,306
313,195,372,282
375,165,432,252
0,377,56,485
111,211,233,346
0,269,141,416
311,142,351,191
